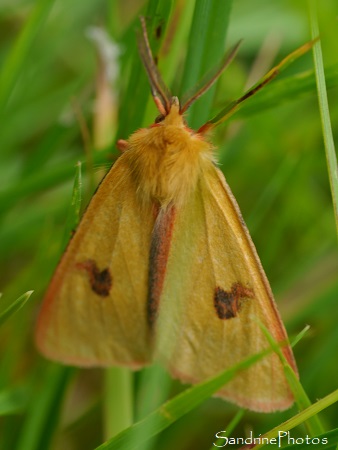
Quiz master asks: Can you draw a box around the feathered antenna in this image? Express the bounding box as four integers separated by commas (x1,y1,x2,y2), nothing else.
138,16,172,115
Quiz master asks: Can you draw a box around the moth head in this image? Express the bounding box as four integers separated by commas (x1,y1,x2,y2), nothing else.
153,96,185,128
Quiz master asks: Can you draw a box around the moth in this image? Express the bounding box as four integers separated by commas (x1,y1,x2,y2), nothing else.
36,20,313,412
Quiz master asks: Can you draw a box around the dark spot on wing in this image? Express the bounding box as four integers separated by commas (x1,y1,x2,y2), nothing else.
76,259,112,297
214,283,254,320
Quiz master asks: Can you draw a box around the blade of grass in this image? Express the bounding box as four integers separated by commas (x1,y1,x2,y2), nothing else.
251,389,338,450
104,368,133,440
135,365,172,421
179,0,214,97
0,147,111,216
308,0,338,236
133,365,173,450
0,291,33,327
62,161,82,249
158,0,195,88
247,153,300,233
94,347,277,450
180,0,233,128
0,0,56,115
0,385,29,415
281,428,338,449
16,364,74,450
209,409,245,450
290,325,310,348
204,40,316,131
261,323,324,436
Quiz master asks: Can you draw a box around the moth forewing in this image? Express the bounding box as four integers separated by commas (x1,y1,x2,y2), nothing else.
36,158,154,368
154,163,296,412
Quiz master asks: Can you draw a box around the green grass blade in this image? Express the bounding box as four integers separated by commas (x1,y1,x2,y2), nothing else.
261,324,324,436
0,146,110,217
281,428,338,449
94,348,272,450
104,368,133,440
62,161,82,249
209,409,245,450
0,385,29,415
308,0,338,235
108,365,173,450
179,0,214,96
15,365,74,450
0,291,33,327
0,0,56,114
0,161,78,216
290,325,311,348
180,0,233,128
252,389,338,449
207,40,315,130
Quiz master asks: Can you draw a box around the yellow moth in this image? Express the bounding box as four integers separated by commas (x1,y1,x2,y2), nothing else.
36,21,313,412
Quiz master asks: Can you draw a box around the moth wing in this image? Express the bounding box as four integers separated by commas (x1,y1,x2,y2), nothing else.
155,166,297,412
36,157,154,369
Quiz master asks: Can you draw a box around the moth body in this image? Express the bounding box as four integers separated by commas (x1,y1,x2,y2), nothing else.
124,99,214,208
